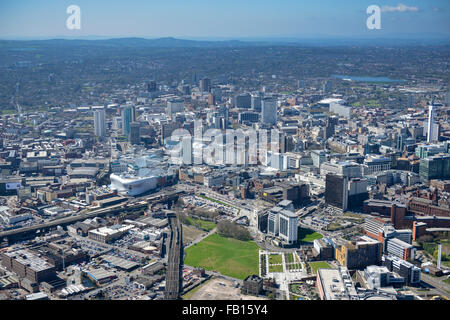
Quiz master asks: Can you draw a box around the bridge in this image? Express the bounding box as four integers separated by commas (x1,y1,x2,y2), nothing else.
0,189,185,245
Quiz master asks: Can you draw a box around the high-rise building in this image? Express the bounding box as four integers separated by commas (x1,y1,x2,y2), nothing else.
121,106,133,138
323,116,338,140
94,108,106,137
161,122,181,144
251,94,262,112
419,155,450,183
407,95,414,108
325,174,348,211
147,81,157,92
427,104,435,143
167,99,185,116
445,91,450,107
234,93,251,109
199,78,211,93
323,80,332,94
129,122,141,145
208,93,216,106
261,97,277,125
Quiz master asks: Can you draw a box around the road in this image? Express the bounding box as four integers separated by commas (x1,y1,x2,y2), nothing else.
420,273,450,298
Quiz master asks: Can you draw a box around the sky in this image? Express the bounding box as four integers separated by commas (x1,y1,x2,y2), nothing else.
0,0,449,40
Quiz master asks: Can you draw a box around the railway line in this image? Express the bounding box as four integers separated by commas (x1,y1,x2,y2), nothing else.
164,213,183,300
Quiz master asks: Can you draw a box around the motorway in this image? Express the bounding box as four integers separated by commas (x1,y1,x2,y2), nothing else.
0,188,184,243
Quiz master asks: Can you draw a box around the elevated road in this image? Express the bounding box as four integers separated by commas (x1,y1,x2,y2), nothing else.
0,189,185,244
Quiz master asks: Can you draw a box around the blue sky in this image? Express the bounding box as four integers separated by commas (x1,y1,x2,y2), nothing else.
0,0,449,39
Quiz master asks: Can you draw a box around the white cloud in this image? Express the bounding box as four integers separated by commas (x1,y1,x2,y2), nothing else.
381,3,419,13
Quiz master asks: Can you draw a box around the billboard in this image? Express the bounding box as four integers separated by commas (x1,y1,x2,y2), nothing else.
5,182,21,190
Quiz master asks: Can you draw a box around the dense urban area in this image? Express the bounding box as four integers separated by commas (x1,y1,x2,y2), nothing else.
0,38,449,301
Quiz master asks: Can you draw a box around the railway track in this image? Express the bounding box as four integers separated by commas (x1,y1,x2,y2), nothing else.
164,213,183,300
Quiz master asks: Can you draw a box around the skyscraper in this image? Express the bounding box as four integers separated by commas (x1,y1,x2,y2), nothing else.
427,104,435,143
121,106,132,138
251,94,262,112
261,97,277,125
94,108,106,137
199,78,211,93
129,122,141,145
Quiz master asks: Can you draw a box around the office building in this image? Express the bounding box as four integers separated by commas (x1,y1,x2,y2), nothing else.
167,99,185,116
147,81,157,92
419,155,450,183
278,210,298,244
235,93,251,109
199,78,211,93
335,236,382,270
238,112,259,124
1,249,56,283
243,275,263,296
325,174,348,211
129,122,141,145
311,150,327,169
363,155,391,175
330,103,352,119
121,106,133,138
251,94,262,112
385,238,415,261
261,98,277,125
93,108,106,137
321,161,362,178
427,104,435,143
316,267,358,300
382,255,420,286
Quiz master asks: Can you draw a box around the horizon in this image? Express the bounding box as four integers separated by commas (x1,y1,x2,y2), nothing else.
1,1,449,40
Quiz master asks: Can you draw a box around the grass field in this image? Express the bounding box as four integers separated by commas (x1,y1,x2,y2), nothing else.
298,227,323,243
285,253,294,263
268,254,283,265
185,216,216,231
269,264,284,273
184,233,259,280
309,261,331,274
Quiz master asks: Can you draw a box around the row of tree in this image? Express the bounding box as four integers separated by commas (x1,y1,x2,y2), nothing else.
217,220,252,241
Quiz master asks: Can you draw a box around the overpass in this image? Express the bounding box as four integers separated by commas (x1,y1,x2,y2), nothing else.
0,189,185,245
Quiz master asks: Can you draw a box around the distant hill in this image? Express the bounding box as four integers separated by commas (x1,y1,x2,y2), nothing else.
0,37,268,48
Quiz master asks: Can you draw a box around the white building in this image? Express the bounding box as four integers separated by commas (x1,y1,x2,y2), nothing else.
278,210,298,244
330,103,352,119
167,99,185,116
94,108,106,137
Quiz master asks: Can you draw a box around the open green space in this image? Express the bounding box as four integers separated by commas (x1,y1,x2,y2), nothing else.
268,254,283,265
269,264,284,273
309,261,331,274
184,233,259,280
185,216,216,231
298,227,323,243
285,253,294,263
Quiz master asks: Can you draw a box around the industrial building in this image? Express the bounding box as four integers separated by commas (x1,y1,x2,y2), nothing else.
1,249,56,283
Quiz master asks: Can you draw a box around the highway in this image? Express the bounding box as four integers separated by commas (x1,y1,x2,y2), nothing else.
420,273,450,299
0,189,184,243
